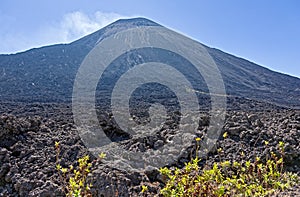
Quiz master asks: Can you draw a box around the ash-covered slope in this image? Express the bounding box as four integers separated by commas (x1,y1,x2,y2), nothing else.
0,17,299,108
0,18,159,103
207,48,300,108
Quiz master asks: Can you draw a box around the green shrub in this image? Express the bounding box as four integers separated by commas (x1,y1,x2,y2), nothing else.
55,141,105,197
159,140,299,197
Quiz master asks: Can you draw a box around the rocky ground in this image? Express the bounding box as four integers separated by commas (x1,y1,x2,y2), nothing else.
0,99,299,196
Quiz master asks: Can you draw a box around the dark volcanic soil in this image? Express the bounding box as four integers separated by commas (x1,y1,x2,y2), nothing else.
0,99,299,196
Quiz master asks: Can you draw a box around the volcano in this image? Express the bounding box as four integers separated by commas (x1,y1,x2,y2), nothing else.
0,17,299,109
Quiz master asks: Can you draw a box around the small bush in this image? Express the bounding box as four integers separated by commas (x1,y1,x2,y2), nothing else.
55,141,105,197
159,140,299,197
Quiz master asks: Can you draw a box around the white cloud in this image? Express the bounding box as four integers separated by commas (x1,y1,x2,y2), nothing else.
57,11,127,42
0,11,128,54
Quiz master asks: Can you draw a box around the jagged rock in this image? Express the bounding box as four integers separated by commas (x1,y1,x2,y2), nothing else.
227,126,246,136
0,102,299,196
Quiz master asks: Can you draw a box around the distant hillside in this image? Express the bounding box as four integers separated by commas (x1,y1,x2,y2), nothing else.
0,17,299,108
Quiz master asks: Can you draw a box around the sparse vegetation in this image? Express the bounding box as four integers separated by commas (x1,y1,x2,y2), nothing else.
55,141,105,197
141,185,148,194
53,135,299,196
159,139,299,197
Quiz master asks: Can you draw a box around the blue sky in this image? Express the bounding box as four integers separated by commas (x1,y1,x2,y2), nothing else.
1,0,300,78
